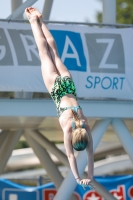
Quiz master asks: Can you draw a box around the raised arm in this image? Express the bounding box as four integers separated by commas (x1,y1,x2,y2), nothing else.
64,132,80,180
86,131,94,181
64,129,94,189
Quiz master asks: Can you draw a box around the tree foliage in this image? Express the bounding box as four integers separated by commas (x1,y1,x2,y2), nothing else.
97,0,133,24
15,140,30,149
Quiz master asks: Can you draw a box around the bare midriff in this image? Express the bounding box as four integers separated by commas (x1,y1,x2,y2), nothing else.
60,94,79,108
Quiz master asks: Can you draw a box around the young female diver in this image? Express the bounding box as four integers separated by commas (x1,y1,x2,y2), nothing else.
25,7,94,189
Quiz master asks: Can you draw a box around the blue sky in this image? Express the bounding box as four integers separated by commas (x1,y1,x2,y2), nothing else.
0,0,102,22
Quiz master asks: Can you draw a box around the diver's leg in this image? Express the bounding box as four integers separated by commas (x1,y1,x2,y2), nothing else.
25,8,59,93
27,7,71,78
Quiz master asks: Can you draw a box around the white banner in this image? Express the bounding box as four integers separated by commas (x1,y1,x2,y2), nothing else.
0,22,133,100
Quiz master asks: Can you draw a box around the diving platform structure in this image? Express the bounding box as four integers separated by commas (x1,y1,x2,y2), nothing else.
1,98,133,200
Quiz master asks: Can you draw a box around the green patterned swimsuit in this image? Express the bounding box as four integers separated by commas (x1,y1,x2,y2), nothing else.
51,76,77,117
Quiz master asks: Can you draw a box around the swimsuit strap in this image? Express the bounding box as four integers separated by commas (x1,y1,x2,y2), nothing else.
65,106,86,130
65,105,81,112
72,118,76,130
72,118,86,130
59,105,81,116
59,105,86,129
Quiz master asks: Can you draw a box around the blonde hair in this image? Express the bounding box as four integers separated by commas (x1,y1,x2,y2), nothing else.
71,110,89,151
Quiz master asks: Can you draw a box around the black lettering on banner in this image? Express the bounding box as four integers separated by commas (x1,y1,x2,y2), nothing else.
0,28,13,66
85,33,125,74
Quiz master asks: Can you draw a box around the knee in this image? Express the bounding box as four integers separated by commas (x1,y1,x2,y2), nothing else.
47,37,56,49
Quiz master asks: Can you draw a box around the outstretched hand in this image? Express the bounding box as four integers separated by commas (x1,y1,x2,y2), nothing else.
77,179,94,190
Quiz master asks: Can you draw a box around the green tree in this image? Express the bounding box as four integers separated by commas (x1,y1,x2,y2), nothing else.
97,0,133,24
15,140,30,149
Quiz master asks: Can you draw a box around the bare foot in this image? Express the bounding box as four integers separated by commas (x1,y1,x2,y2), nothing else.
25,7,42,24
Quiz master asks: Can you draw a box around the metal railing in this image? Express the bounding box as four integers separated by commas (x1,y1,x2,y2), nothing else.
0,18,133,28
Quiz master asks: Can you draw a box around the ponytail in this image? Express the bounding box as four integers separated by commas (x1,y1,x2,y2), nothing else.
71,110,89,151
71,110,83,129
